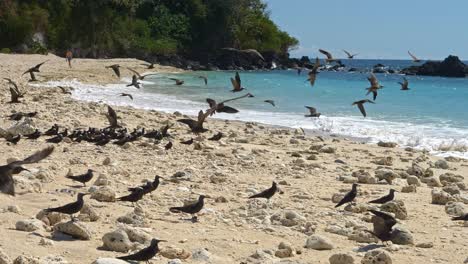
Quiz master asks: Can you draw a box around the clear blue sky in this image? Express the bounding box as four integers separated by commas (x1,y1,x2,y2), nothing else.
264,0,468,60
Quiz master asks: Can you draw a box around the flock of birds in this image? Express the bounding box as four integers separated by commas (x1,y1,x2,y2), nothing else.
1,49,466,263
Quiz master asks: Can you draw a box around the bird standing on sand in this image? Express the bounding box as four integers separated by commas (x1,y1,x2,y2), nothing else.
44,193,88,221
117,238,166,263
366,73,384,101
106,64,121,78
66,169,94,187
343,49,358,59
127,75,141,89
106,105,119,128
0,146,54,196
25,129,42,140
22,61,47,82
118,187,145,206
369,189,396,204
319,49,338,63
398,77,410,90
452,213,468,221
408,51,421,63
230,72,245,92
119,93,133,100
170,78,184,85
335,183,358,208
365,209,397,245
170,195,206,222
249,182,278,202
128,175,161,196
304,106,321,117
352,99,375,118
307,57,320,86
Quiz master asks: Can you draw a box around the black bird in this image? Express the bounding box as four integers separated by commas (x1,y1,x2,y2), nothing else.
66,169,94,187
180,138,194,145
304,106,321,117
369,189,396,204
169,78,184,85
164,141,173,150
117,238,166,263
170,195,205,221
264,100,275,107
352,99,375,117
307,57,320,86
44,193,88,221
206,93,254,116
127,75,141,89
365,209,397,244
178,109,215,133
8,111,37,121
22,61,47,81
9,86,25,103
249,182,278,201
118,187,145,205
0,146,54,196
95,137,111,146
199,75,208,85
106,105,119,128
141,61,155,69
343,49,358,59
208,132,223,141
452,213,468,221
6,135,21,145
127,68,157,81
46,134,63,144
106,64,121,78
230,72,245,92
44,124,59,136
24,129,42,140
128,175,161,195
120,93,133,100
335,183,358,208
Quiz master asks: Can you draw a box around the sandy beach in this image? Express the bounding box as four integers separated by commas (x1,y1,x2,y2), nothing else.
0,53,467,264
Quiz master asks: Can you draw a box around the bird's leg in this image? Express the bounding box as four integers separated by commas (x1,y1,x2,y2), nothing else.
191,214,199,223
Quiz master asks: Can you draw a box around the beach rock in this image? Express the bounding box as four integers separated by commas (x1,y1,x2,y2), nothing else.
401,55,466,78
15,219,45,232
375,169,398,184
39,255,68,264
406,176,421,186
443,185,460,195
3,205,20,214
90,186,116,202
445,202,466,216
92,259,128,264
102,229,134,252
161,247,191,259
191,248,212,262
117,206,147,227
304,235,334,250
434,159,449,169
6,118,36,136
407,163,424,177
275,242,294,258
12,256,41,264
377,141,397,148
391,227,414,245
54,221,91,240
432,189,456,205
439,173,464,186
39,238,54,246
0,247,12,264
380,200,408,220
93,174,111,186
374,157,393,166
78,204,99,222
423,177,442,187
348,230,378,243
171,171,192,182
271,210,306,227
345,203,374,214
329,253,355,264
401,185,417,193
320,146,336,154
361,249,392,264
120,226,151,244
416,242,433,248
354,170,377,184
332,193,345,203
102,157,112,166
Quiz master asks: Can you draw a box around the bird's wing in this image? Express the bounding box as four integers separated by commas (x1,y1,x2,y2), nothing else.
408,51,418,61
370,210,397,231
206,98,217,109
357,103,367,117
218,105,239,113
319,49,333,60
230,78,240,91
9,87,19,101
403,77,408,86
35,60,48,69
243,49,265,61
368,73,379,87
11,146,55,167
343,50,352,57
127,68,142,78
106,106,118,127
220,93,253,104
178,119,197,130
235,72,242,87
312,57,320,71
199,76,208,85
113,67,120,77
0,172,15,196
305,106,317,114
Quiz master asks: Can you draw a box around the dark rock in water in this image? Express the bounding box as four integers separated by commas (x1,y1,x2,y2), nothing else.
401,55,467,78
348,68,358,72
373,63,386,68
300,56,312,64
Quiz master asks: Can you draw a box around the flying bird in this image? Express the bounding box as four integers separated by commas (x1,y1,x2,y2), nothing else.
117,238,166,263
170,195,206,222
352,99,375,117
343,49,358,59
199,75,208,85
230,72,245,92
105,64,121,78
66,169,94,187
106,105,119,128
141,61,155,69
366,73,384,101
0,146,54,196
398,77,410,90
177,109,215,133
222,48,265,61
22,61,47,81
264,100,275,107
127,67,157,80
206,93,254,116
119,93,133,100
408,51,421,63
249,182,278,201
127,75,141,89
369,189,396,204
169,78,184,85
44,193,88,221
304,106,321,117
335,183,358,208
319,49,338,63
307,57,320,86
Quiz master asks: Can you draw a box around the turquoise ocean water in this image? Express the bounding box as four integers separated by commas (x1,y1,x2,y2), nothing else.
39,59,468,158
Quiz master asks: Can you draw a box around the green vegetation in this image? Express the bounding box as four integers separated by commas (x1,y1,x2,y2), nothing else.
0,0,298,58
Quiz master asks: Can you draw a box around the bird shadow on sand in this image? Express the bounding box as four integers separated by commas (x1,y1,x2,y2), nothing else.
65,184,86,189
356,244,385,252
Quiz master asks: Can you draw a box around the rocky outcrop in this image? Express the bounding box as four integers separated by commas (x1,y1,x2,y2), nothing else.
401,55,467,78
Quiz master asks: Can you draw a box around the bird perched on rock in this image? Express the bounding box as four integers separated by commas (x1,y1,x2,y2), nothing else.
117,238,166,263
128,175,161,196
366,73,384,101
352,99,375,117
304,106,321,117
307,57,320,86
119,93,133,100
398,77,410,90
106,64,121,78
66,169,94,187
335,183,358,208
369,189,396,204
249,182,278,202
44,193,88,221
170,195,206,222
118,187,145,206
451,213,468,221
365,209,397,245
22,61,47,81
343,49,358,59
230,72,245,92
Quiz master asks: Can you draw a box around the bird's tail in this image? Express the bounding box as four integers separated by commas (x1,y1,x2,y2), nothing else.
169,207,182,213
452,216,465,221
363,229,378,238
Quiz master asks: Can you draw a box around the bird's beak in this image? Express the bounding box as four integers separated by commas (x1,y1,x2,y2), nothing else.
158,240,168,242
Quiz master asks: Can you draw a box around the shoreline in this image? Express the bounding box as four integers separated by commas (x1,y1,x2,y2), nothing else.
0,53,467,263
